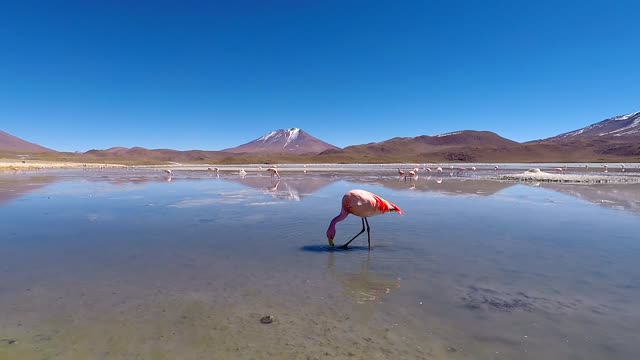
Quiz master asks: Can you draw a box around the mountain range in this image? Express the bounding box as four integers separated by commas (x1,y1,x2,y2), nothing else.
2,111,639,163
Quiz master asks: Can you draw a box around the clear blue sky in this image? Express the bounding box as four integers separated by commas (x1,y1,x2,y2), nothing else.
1,0,638,152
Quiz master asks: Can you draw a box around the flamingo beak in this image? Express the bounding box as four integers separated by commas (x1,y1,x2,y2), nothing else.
328,237,335,247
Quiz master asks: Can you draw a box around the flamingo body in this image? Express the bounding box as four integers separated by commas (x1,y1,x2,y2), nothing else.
326,189,403,248
406,167,418,177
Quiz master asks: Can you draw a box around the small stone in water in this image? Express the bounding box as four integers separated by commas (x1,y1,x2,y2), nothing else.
260,315,274,324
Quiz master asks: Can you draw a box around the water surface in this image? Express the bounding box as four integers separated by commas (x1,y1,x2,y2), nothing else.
1,169,639,359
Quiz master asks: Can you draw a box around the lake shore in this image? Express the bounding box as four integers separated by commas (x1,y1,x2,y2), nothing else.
0,160,128,171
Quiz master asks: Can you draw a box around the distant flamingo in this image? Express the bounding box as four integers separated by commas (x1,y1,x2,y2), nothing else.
604,164,608,173
553,167,564,174
266,167,280,179
397,168,405,176
494,165,499,171
425,167,432,172
326,189,404,249
471,167,477,171
436,167,443,173
405,167,419,179
164,169,172,175
621,164,626,172
239,169,247,176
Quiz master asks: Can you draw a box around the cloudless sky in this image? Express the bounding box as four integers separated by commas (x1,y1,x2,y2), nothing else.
1,0,639,152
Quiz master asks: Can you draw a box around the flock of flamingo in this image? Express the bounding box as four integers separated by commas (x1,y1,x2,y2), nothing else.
161,162,632,180
396,164,496,180
163,166,281,178
393,163,630,179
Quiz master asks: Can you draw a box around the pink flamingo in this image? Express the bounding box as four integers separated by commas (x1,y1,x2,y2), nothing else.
326,189,404,249
266,167,280,179
436,167,443,173
494,165,499,171
471,167,477,171
406,167,419,178
164,169,172,175
604,164,608,173
397,168,405,176
553,167,564,174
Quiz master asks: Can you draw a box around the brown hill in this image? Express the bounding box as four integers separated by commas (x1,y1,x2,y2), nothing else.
318,130,522,162
0,130,54,153
83,147,228,163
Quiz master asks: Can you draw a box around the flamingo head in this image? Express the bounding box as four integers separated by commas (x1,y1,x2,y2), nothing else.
326,225,336,247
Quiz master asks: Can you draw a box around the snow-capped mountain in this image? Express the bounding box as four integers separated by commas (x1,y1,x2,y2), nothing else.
222,128,340,154
542,111,640,142
0,130,54,153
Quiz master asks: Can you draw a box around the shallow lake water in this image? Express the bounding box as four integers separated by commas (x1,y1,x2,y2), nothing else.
1,168,639,359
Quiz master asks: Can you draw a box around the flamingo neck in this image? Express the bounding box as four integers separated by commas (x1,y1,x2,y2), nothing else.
329,209,349,231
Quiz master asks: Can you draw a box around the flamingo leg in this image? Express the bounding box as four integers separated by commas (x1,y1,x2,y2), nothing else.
365,217,371,249
342,217,366,248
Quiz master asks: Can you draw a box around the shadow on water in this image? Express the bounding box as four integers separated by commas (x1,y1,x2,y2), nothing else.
300,244,371,253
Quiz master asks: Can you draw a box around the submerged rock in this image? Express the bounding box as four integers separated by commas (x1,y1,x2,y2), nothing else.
461,286,533,312
260,315,274,324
